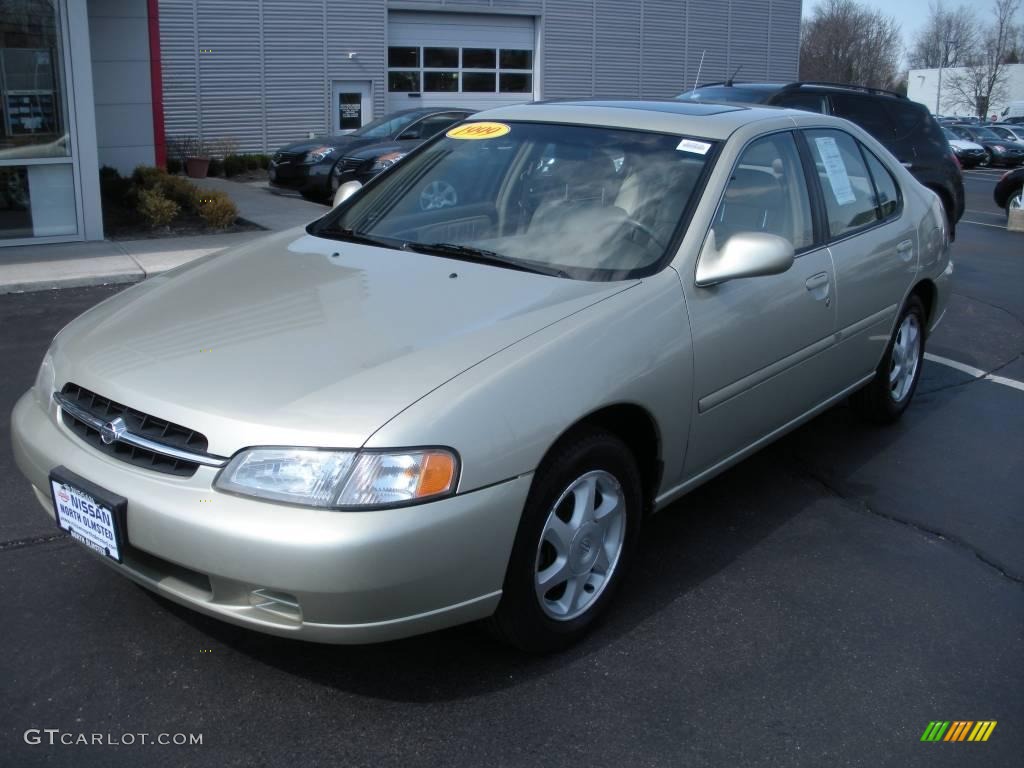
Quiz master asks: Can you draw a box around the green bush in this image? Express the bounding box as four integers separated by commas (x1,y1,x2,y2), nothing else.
207,157,223,177
222,154,247,177
245,153,261,170
137,187,180,228
158,175,200,211
131,165,167,190
166,158,182,175
98,166,132,206
195,189,237,229
257,153,271,170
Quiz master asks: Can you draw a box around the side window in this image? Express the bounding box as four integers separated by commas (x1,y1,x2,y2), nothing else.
414,114,465,139
712,132,814,251
806,129,879,238
861,146,900,220
830,94,897,148
773,92,827,114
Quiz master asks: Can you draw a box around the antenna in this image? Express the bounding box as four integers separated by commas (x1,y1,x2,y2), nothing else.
725,64,743,87
693,50,706,91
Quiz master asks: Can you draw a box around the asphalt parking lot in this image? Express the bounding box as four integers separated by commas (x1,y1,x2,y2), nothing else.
1,171,1021,768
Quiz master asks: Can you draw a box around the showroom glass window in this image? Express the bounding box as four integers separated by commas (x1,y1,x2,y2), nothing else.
1,1,77,241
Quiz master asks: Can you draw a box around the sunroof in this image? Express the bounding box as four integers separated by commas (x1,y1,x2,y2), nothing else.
556,100,746,116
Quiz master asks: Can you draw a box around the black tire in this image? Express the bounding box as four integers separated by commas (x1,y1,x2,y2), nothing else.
490,428,642,653
851,294,927,424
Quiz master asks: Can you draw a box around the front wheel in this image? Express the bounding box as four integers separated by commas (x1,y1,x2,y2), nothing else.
851,295,926,424
1007,187,1023,218
490,429,642,652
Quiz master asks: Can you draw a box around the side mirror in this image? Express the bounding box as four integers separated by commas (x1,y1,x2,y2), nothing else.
695,231,795,287
332,180,363,208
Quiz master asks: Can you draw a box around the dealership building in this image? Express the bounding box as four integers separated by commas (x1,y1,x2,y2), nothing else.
1,0,801,248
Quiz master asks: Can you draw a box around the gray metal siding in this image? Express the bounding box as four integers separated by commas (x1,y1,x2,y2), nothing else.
158,0,800,153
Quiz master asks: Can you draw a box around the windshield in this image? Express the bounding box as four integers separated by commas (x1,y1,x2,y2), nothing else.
313,121,717,281
353,112,420,140
942,128,959,141
970,127,1000,140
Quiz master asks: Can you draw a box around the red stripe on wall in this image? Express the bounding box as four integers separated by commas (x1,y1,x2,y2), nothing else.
147,0,166,167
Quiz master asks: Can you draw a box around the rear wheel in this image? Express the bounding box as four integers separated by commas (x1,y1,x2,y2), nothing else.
490,429,642,652
851,295,926,424
1007,187,1023,218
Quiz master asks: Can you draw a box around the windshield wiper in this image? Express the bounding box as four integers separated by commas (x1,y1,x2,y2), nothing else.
402,242,566,277
314,226,402,250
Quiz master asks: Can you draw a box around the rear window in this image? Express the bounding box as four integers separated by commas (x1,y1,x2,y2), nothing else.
830,94,897,146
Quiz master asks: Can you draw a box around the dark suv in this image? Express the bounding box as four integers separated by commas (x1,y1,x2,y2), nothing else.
678,82,965,238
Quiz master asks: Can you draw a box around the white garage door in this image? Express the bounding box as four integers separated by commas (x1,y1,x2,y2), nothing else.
387,11,536,114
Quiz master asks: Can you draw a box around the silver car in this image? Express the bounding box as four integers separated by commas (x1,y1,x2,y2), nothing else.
12,101,951,651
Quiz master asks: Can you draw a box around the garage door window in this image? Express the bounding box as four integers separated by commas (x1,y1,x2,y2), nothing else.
388,46,533,95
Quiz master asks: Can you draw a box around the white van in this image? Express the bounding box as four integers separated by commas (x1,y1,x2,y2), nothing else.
999,101,1024,122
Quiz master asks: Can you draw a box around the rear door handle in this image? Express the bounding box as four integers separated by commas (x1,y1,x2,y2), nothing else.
896,239,914,261
900,162,913,169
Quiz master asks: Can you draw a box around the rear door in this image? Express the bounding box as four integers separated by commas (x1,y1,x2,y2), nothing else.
803,128,917,380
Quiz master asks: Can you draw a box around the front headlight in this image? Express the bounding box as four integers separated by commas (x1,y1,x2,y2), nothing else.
303,146,336,163
214,447,458,509
370,151,406,172
993,145,1006,153
34,348,56,408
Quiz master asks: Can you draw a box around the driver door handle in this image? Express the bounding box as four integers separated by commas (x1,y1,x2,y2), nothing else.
805,272,831,303
896,239,914,261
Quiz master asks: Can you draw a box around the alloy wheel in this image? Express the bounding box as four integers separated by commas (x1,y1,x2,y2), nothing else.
889,313,922,403
534,470,626,621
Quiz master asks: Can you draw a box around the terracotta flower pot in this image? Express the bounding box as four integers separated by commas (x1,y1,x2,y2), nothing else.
185,157,210,179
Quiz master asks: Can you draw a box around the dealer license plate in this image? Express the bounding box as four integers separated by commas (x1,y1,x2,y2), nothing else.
49,468,126,563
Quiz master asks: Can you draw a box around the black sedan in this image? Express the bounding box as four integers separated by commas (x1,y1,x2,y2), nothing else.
269,108,472,203
947,125,1024,167
994,167,1024,216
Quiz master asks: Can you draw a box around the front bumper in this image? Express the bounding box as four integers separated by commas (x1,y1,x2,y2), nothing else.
268,159,332,196
12,390,530,643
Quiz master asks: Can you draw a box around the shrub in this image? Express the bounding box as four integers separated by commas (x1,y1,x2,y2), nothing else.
222,154,247,177
137,187,179,228
166,158,182,175
131,165,167,190
207,157,223,177
195,189,237,229
245,153,261,170
257,153,271,170
158,174,200,211
98,166,132,206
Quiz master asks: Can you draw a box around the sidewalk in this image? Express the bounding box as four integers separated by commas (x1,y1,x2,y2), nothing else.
0,178,324,295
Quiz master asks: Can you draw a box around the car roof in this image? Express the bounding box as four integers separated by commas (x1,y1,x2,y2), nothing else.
475,98,803,140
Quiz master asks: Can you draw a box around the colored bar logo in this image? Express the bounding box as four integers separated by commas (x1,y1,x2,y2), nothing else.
921,721,997,742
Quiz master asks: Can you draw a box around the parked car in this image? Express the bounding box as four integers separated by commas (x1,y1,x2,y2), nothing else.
994,167,1024,216
947,124,1024,167
942,127,986,168
997,101,1024,123
988,124,1024,144
269,108,473,203
677,81,965,238
12,101,950,651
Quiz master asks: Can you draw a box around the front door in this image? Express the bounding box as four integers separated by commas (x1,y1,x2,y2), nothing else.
680,131,840,478
332,81,372,134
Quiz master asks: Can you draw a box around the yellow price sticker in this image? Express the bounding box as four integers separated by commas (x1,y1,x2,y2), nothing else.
446,122,511,140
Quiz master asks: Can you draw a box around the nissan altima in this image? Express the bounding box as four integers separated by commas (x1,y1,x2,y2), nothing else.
11,101,951,651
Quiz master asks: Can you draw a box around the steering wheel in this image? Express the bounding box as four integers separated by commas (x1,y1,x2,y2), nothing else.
620,216,666,251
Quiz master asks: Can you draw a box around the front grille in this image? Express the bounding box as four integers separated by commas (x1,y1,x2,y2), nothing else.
59,383,209,477
272,151,303,165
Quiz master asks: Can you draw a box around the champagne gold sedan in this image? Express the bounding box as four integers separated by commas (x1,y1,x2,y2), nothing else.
12,101,951,651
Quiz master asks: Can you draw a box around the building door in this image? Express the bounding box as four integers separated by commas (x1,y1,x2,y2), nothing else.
332,81,372,134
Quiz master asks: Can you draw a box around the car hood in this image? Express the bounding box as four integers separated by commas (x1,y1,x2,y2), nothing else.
275,135,379,156
49,229,633,455
948,139,984,151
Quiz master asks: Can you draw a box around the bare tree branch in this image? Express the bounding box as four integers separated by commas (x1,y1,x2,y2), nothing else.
944,0,1022,117
908,1,978,69
799,0,903,89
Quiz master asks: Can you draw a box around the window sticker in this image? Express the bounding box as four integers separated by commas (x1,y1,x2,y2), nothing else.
447,122,511,140
814,136,856,205
676,138,711,155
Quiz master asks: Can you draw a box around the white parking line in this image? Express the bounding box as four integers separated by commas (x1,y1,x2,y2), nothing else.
925,353,1024,393
960,219,1007,229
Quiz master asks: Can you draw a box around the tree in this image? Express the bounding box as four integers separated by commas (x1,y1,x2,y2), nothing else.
945,0,1022,117
907,1,978,69
799,0,903,89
